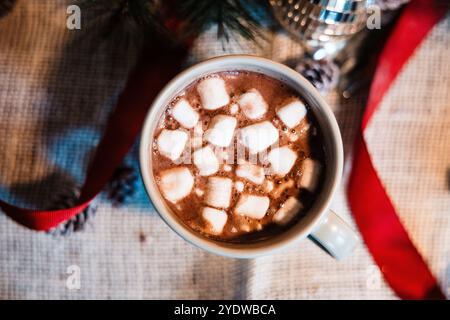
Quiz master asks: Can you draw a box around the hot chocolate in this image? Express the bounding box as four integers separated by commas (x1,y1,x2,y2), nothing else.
151,70,326,242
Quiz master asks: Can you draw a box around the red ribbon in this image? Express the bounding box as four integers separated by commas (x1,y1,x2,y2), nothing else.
348,0,447,299
0,42,188,231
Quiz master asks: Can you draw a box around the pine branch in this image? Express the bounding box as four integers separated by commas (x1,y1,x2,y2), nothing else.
106,164,138,206
78,0,269,47
0,0,16,18
178,0,267,43
78,0,169,50
46,186,97,236
81,0,163,32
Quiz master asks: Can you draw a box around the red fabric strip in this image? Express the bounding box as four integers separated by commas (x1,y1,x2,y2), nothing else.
348,0,447,299
0,41,188,231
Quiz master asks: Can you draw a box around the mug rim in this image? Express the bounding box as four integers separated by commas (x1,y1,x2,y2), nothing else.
139,55,343,258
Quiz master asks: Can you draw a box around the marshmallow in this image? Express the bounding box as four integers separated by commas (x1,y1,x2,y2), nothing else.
299,158,321,192
202,207,228,234
171,99,199,129
286,131,299,142
230,103,239,114
216,149,229,161
263,180,274,193
192,121,204,150
235,194,270,219
159,167,194,203
193,146,219,176
273,196,303,225
205,176,233,208
204,115,237,147
234,181,244,192
156,129,188,161
268,146,297,176
197,77,229,110
298,122,311,137
238,89,268,119
276,99,307,128
195,188,204,197
236,162,265,185
239,121,279,154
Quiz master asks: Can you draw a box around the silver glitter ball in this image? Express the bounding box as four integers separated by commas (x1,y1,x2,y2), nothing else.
270,0,371,58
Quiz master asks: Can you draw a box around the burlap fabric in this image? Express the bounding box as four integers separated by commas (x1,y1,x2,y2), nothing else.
0,1,447,299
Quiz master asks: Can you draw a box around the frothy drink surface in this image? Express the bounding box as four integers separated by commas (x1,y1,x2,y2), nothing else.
151,71,326,242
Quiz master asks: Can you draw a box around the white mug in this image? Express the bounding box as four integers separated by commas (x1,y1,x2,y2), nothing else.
139,55,358,259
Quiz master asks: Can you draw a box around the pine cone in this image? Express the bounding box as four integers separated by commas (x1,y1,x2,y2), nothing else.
47,187,97,236
106,164,138,206
0,0,16,18
296,58,340,94
373,0,410,11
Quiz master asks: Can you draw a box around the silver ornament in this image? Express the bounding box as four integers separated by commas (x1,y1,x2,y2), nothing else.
270,0,371,58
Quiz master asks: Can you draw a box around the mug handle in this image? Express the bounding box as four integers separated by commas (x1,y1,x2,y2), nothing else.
309,210,359,260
